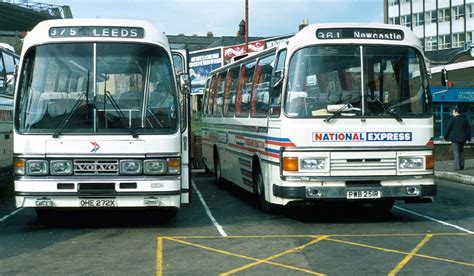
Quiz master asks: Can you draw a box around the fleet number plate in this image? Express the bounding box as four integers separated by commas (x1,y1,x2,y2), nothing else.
80,199,116,207
346,190,381,199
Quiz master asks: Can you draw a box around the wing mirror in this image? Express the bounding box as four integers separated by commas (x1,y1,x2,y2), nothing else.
179,73,191,95
441,68,448,87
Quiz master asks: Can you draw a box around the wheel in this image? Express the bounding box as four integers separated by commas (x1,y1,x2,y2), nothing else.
148,207,177,219
162,207,178,219
204,164,211,174
214,153,224,187
254,166,272,213
371,199,395,214
35,208,55,220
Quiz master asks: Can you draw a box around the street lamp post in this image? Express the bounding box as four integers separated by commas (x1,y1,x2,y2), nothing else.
245,0,248,52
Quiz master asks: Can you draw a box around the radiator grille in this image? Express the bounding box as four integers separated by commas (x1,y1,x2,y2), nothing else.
330,152,397,176
74,160,119,175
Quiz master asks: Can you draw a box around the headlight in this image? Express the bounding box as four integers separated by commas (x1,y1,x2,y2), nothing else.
26,160,49,175
144,160,167,175
50,160,73,175
120,160,142,175
300,158,326,171
399,156,424,170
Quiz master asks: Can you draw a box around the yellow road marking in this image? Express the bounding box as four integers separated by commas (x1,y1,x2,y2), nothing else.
220,235,328,275
158,233,472,239
327,237,474,267
167,237,324,275
156,237,163,276
156,234,474,275
389,234,433,276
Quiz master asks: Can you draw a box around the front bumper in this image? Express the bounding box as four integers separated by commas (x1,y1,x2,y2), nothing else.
15,177,183,208
273,179,436,203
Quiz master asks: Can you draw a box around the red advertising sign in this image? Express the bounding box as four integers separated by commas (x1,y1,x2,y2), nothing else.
223,40,266,62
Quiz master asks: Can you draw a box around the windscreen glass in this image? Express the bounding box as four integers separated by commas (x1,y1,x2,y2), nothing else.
16,43,177,134
285,45,431,119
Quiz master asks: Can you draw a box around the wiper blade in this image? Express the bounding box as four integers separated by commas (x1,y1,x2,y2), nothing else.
324,103,360,123
384,108,403,122
104,91,139,138
53,93,86,138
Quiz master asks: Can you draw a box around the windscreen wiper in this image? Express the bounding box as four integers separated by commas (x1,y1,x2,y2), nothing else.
324,103,360,123
52,93,86,138
104,91,139,138
384,108,403,122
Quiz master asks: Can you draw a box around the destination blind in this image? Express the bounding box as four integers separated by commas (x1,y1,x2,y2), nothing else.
316,28,404,41
49,26,145,38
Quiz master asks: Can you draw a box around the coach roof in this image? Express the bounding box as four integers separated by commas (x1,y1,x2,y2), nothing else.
21,18,169,54
287,23,423,53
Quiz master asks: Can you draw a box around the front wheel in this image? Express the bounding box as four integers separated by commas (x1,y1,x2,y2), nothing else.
254,167,272,213
35,208,55,221
371,199,395,214
214,153,224,187
146,207,178,222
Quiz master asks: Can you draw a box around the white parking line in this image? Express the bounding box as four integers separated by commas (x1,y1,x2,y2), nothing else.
191,180,227,237
0,207,24,223
394,206,473,234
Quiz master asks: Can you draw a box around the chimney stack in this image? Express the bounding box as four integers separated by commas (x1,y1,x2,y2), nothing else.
237,19,246,38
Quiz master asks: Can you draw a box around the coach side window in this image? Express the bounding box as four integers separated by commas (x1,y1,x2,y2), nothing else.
269,49,286,117
214,71,227,116
202,78,210,115
237,61,256,116
1,51,17,95
224,66,240,116
206,75,217,115
235,66,245,115
252,54,275,116
0,52,4,94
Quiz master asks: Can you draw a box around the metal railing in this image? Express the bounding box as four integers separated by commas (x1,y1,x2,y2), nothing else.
2,0,72,18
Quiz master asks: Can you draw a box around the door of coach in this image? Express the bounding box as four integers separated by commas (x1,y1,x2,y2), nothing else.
172,49,191,202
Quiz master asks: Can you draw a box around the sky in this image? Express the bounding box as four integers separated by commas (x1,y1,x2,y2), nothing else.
41,0,384,37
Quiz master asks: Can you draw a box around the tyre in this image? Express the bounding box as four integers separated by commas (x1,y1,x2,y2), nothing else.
254,166,272,213
214,152,224,187
35,208,55,220
371,199,395,214
147,207,178,221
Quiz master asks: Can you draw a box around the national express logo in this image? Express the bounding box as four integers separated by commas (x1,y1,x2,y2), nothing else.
313,132,412,142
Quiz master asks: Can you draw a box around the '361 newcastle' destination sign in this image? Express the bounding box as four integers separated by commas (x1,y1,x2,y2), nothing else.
316,28,404,41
